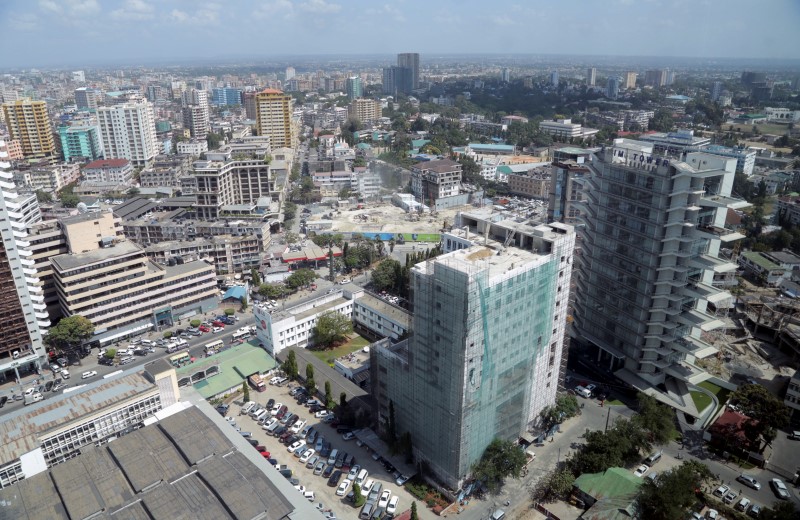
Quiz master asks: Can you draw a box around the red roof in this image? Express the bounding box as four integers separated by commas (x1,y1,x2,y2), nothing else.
707,409,756,444
84,159,130,169
259,88,284,95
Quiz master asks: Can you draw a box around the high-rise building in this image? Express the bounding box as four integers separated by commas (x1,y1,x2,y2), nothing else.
74,87,99,110
243,91,258,120
371,213,575,488
0,143,49,380
58,125,104,163
665,70,676,86
348,98,382,124
285,66,296,81
550,70,559,87
382,66,412,95
397,53,420,90
547,147,593,224
502,68,512,83
146,85,164,102
254,89,296,149
606,77,620,99
644,69,667,87
181,89,209,140
710,81,723,102
96,101,158,168
211,87,243,106
346,77,362,101
573,139,749,417
2,98,56,160
587,67,597,86
72,70,85,83
625,72,638,89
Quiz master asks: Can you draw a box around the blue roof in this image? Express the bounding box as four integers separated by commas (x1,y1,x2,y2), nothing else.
222,286,246,301
468,142,514,151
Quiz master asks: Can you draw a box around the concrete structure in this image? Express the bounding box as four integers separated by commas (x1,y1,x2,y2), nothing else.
82,158,134,184
58,125,104,163
0,147,49,381
193,153,276,219
700,145,757,176
346,76,362,100
73,87,99,110
777,195,800,226
550,70,559,87
574,139,750,416
145,235,262,276
624,71,637,89
253,290,357,357
372,213,575,488
507,167,551,199
51,241,217,336
738,250,800,286
96,101,158,168
587,67,597,86
352,292,411,341
548,156,591,225
538,119,599,140
410,158,462,204
382,66,413,96
638,129,711,155
13,163,81,192
766,107,800,123
138,154,192,188
785,369,800,419
2,99,56,160
397,52,420,90
211,87,243,106
255,88,296,150
644,69,667,87
176,138,208,157
606,77,619,99
348,98,382,124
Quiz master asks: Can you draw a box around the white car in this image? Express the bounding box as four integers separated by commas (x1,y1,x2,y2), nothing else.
361,478,374,495
634,464,649,477
212,326,223,333
395,474,410,486
262,418,277,430
270,402,282,415
299,449,315,463
315,410,331,419
81,370,98,379
386,496,399,515
336,479,351,496
378,489,392,509
303,490,315,502
287,440,306,453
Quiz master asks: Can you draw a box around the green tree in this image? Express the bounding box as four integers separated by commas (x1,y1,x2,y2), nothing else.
283,350,299,380
325,380,334,409
311,311,353,348
224,308,235,316
240,296,248,311
35,190,53,203
285,268,316,290
250,268,261,287
127,187,140,198
471,439,528,492
636,460,713,520
60,192,80,208
104,348,117,360
242,381,250,403
760,502,800,520
285,231,300,245
190,319,201,328
353,483,365,507
340,392,348,409
206,131,223,149
411,501,419,520
371,259,401,292
531,468,576,502
632,393,677,445
731,383,790,448
258,283,286,300
540,394,581,428
44,315,95,354
163,331,173,339
569,418,652,476
305,363,316,394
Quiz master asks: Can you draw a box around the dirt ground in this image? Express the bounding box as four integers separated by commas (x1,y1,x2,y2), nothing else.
307,202,468,235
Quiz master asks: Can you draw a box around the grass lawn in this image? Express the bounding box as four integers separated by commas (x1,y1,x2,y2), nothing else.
310,334,371,365
698,381,732,404
606,399,625,406
690,391,712,412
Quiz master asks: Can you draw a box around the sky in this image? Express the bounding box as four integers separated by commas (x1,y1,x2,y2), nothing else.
0,0,799,68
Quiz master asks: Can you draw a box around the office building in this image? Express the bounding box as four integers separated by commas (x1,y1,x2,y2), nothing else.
372,213,575,488
96,101,158,168
710,81,723,102
507,168,551,199
587,67,597,86
51,240,217,337
348,98,382,124
72,70,85,83
74,87,99,110
547,148,592,224
181,89,209,141
254,89,296,149
410,159,462,204
82,158,134,184
539,119,600,140
644,69,667,87
2,98,56,160
699,145,756,176
242,90,258,120
397,52,420,90
607,77,619,99
285,66,296,81
58,124,104,162
211,87,243,106
346,76,362,100
146,84,164,102
625,72,638,89
638,129,711,155
383,66,412,95
573,139,749,418
502,68,512,83
550,70,559,87
0,147,49,382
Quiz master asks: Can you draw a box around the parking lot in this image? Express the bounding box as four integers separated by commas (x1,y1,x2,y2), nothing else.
224,381,433,519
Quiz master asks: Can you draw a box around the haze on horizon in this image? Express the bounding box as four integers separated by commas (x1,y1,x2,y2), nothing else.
1,0,798,69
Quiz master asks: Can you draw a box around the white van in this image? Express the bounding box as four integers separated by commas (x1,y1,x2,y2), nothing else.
736,498,751,512
140,339,153,347
24,392,44,406
241,401,256,415
253,408,269,422
174,338,188,347
575,386,592,398
60,368,71,379
490,510,506,520
119,356,134,365
327,448,339,466
356,468,368,486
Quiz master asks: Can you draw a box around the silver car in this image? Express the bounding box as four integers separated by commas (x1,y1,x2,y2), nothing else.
737,474,761,490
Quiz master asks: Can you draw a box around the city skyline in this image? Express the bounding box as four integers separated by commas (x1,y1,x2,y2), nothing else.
1,0,799,68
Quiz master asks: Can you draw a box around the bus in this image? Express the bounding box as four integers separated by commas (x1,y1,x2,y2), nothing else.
205,340,224,355
232,328,251,342
169,352,191,367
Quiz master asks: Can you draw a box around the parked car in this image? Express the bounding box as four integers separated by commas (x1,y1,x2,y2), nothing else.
713,485,730,498
322,465,335,478
314,461,326,475
81,370,98,379
633,464,649,477
737,474,761,490
336,479,351,496
748,504,762,518
723,490,738,505
342,432,356,441
387,496,399,515
771,478,790,500
789,431,800,440
327,470,343,487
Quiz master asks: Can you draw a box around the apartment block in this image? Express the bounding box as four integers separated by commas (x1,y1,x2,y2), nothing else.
82,159,134,184
138,154,191,188
2,98,56,160
507,168,551,199
348,98,382,124
144,235,262,276
74,87,99,110
538,119,599,140
193,154,275,219
352,293,411,341
58,125,104,163
410,159,462,203
573,139,750,419
372,214,574,488
96,101,158,168
13,163,81,193
255,89,296,149
51,241,217,337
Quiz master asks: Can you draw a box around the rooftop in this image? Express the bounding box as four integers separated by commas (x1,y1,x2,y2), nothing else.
0,371,157,463
356,293,411,327
412,158,460,173
50,240,143,272
742,251,781,270
183,342,277,399
573,467,643,500
0,405,299,520
84,158,131,169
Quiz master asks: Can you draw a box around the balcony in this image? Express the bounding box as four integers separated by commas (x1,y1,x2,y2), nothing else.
694,224,745,242
676,308,724,331
690,254,737,273
683,282,730,304
699,194,751,210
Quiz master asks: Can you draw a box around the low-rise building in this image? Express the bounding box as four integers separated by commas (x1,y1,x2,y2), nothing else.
144,235,262,276
13,163,81,192
638,129,711,155
51,241,218,337
738,251,798,286
507,167,551,199
352,292,411,341
410,158,462,203
538,119,599,140
82,158,134,184
176,139,208,157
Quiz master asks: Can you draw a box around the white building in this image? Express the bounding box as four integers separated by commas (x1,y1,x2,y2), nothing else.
82,158,134,184
766,107,800,123
96,101,158,168
538,119,600,140
176,139,209,157
254,291,358,357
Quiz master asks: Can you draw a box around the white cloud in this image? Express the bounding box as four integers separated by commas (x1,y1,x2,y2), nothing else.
170,3,221,25
9,12,40,31
491,15,517,26
111,0,155,21
38,0,61,13
66,0,101,16
366,4,406,23
170,9,189,22
253,0,295,20
298,0,341,14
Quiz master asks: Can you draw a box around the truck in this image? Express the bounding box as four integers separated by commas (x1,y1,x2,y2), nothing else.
24,392,43,406
249,374,266,392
